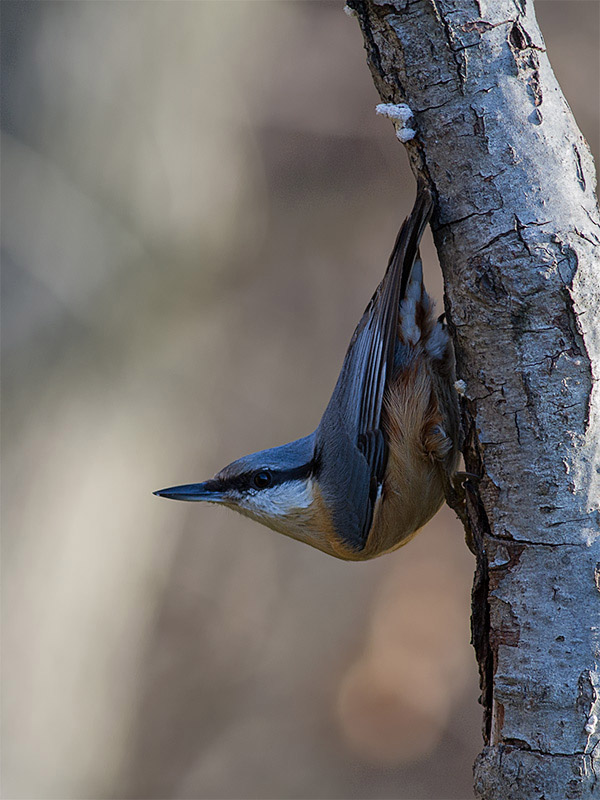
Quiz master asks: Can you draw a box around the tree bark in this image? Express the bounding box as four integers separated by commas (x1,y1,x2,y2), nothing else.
347,1,600,797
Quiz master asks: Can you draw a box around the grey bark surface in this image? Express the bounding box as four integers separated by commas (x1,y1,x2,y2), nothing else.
347,1,600,798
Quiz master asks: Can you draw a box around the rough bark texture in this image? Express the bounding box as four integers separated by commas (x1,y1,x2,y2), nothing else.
347,1,600,797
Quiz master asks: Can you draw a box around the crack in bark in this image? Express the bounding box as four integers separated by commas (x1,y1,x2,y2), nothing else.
573,143,586,191
502,741,593,758
436,204,504,230
485,533,589,548
416,96,455,113
347,1,394,99
582,205,600,230
548,516,595,528
463,401,494,742
429,0,469,91
575,227,600,247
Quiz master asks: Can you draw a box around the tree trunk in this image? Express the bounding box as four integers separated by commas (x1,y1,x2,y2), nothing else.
346,1,600,797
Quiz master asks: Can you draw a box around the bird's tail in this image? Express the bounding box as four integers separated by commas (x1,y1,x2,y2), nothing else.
386,180,434,302
378,182,434,373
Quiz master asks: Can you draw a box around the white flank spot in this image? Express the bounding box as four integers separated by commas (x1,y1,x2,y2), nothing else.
425,322,448,360
343,4,357,17
400,296,420,345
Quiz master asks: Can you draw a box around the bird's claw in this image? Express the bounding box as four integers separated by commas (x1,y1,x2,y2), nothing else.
443,470,480,554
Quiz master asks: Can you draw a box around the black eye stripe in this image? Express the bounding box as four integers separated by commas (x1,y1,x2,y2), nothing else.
218,459,318,493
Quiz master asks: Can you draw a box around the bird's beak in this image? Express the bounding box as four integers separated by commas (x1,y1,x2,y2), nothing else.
153,480,223,502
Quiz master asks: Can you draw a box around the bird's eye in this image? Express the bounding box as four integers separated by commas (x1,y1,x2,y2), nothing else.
253,470,272,489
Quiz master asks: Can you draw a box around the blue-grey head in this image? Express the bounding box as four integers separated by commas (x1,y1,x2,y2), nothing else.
154,433,338,553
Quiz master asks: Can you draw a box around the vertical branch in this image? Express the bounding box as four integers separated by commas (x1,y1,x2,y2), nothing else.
347,1,600,797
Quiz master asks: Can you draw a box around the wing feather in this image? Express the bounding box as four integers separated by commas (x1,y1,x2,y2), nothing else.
317,185,434,549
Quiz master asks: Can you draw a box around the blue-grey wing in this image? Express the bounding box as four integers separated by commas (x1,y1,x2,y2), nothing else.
317,186,434,550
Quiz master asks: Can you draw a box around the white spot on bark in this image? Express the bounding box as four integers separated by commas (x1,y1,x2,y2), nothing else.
396,127,416,143
585,714,597,735
376,104,416,143
376,103,414,123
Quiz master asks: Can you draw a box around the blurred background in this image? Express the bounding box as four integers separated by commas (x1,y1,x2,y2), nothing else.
2,2,598,798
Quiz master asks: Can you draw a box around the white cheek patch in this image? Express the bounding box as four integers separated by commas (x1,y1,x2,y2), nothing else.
244,480,314,518
228,480,333,552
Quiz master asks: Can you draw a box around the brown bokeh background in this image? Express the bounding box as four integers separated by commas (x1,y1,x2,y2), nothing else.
2,2,598,798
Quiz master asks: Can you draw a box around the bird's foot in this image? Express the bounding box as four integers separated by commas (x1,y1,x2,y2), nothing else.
443,471,480,554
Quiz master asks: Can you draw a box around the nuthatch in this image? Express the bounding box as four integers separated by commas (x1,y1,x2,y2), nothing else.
155,185,459,560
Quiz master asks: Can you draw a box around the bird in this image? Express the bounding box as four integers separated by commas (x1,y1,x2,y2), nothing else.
154,184,460,560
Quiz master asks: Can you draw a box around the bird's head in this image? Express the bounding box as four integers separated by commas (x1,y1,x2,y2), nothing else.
154,434,338,554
